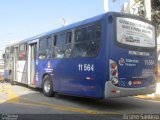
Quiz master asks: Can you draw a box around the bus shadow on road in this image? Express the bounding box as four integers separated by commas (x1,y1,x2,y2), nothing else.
0,83,159,114
52,94,140,110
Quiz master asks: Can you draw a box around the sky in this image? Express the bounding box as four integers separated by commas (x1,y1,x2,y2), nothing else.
106,0,129,12
0,0,106,50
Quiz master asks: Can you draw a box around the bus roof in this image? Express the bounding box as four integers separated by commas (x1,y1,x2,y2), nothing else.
6,13,106,47
6,11,153,48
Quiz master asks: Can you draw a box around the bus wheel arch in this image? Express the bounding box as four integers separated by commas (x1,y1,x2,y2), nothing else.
42,74,55,97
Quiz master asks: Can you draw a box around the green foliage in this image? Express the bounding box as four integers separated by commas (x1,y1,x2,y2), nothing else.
151,0,160,25
151,0,160,10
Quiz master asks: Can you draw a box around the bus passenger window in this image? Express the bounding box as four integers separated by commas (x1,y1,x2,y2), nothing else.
19,44,26,60
66,32,72,44
95,25,101,39
88,24,101,41
52,32,72,59
53,35,57,46
39,38,47,59
64,45,72,58
72,23,101,58
54,47,64,59
86,41,99,57
56,33,67,47
72,43,87,57
47,36,52,59
75,28,87,42
52,35,57,59
64,32,72,58
53,33,66,58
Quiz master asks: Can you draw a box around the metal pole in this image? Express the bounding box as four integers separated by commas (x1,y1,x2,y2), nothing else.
144,0,151,20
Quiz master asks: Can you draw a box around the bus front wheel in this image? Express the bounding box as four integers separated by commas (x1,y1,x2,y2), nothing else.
42,75,55,97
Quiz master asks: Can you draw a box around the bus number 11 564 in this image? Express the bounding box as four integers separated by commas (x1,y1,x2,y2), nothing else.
78,64,94,72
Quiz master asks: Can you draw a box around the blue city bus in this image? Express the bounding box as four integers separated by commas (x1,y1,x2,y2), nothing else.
4,12,157,98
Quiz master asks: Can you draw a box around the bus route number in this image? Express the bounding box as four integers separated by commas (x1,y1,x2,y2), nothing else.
145,60,154,66
78,64,94,71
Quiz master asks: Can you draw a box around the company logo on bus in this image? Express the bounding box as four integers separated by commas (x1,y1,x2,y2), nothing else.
128,81,132,86
47,61,51,69
45,61,53,73
119,58,125,66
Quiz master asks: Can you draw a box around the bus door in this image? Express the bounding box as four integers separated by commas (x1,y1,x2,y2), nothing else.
14,46,19,81
28,40,37,87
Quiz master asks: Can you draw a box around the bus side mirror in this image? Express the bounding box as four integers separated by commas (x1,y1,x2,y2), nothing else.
3,54,5,59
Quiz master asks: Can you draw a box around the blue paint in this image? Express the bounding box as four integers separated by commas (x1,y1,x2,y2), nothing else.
4,12,157,98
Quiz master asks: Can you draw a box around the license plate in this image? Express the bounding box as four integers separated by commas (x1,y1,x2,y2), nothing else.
133,80,141,85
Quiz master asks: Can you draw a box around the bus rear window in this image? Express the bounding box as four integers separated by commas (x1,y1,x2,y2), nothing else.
116,17,155,48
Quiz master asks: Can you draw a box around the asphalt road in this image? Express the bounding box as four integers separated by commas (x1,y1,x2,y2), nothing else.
0,83,160,120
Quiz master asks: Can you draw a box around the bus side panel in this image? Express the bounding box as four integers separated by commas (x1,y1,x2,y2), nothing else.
36,60,59,91
37,59,105,98
54,20,107,98
36,17,108,98
57,58,105,98
36,22,107,98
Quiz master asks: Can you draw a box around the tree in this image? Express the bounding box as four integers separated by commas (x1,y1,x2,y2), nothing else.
151,0,160,25
151,0,160,11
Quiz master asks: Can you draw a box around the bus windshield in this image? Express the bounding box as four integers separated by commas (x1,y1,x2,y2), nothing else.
116,17,155,48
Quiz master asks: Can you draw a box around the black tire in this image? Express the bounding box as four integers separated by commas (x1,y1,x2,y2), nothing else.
0,80,3,83
10,80,15,85
42,75,55,97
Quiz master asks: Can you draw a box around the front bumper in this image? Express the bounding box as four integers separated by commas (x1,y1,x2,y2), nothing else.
104,81,156,98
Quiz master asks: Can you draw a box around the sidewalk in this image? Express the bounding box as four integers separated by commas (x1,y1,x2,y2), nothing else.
135,83,160,102
135,94,160,102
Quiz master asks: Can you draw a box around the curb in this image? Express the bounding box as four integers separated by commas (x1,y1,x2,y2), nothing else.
135,93,160,102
